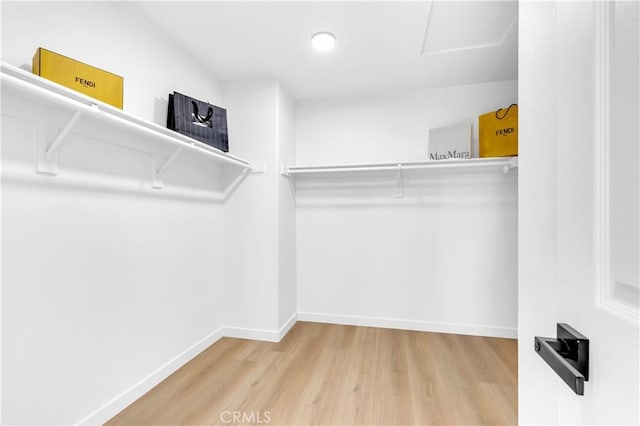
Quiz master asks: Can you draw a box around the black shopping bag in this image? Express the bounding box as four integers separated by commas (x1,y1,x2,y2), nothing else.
167,91,229,152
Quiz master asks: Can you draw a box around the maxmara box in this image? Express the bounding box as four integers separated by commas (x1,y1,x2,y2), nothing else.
32,47,123,109
428,123,471,161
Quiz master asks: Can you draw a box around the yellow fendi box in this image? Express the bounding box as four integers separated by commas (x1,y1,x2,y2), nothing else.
478,104,518,157
32,47,123,109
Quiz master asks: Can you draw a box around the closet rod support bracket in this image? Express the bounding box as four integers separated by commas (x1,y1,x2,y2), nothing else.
503,157,518,173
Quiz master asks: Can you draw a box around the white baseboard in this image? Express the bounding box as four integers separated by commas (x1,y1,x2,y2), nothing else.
224,326,281,342
278,312,298,340
297,312,517,339
77,327,226,425
224,312,298,343
78,317,300,424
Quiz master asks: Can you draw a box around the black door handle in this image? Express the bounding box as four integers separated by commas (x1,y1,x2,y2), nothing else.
535,323,589,395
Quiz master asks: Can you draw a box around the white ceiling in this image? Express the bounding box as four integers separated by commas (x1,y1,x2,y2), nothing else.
132,1,518,101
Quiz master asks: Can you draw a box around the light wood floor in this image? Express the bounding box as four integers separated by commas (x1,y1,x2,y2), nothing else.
108,322,517,425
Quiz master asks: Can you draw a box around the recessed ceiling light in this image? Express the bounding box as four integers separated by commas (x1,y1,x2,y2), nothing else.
311,32,336,52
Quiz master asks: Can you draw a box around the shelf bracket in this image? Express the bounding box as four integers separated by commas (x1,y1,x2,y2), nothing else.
151,147,184,189
288,175,296,198
280,165,296,197
46,110,83,161
394,164,404,198
223,167,252,201
36,109,84,175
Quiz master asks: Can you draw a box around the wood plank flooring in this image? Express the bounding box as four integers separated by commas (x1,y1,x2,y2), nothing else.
107,322,517,425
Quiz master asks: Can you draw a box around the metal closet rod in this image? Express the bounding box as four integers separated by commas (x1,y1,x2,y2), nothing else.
1,71,252,171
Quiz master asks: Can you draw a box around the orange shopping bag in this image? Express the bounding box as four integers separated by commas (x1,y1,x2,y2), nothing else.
479,104,518,157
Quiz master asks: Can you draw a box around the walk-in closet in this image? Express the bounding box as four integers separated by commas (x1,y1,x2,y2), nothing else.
1,1,638,425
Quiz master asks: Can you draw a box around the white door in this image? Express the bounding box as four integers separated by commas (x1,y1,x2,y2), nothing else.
519,1,639,424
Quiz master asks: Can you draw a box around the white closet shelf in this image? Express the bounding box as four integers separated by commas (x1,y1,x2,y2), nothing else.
0,62,253,184
281,157,518,198
282,157,518,177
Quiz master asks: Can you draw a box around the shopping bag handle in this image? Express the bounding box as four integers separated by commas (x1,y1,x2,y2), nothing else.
191,101,214,124
496,103,517,120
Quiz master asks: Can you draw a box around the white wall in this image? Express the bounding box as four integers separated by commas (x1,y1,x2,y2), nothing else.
222,79,280,334
1,1,222,125
1,2,229,424
276,86,297,326
222,79,297,336
295,81,519,337
296,80,517,165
